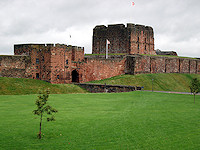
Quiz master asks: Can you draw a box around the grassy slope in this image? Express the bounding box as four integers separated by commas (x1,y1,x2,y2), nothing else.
88,73,200,92
0,92,200,149
140,54,197,59
0,77,87,95
85,53,128,56
85,53,197,59
1,73,200,95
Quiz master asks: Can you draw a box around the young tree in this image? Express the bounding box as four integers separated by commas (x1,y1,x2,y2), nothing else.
189,78,200,104
33,89,58,139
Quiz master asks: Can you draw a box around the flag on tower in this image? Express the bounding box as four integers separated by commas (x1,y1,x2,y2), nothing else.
107,39,110,44
106,39,110,59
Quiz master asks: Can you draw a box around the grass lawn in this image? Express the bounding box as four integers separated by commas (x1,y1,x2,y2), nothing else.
88,73,200,92
0,92,200,149
0,77,87,95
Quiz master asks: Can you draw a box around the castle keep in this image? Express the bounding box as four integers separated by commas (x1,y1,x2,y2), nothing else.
92,23,155,55
0,23,200,84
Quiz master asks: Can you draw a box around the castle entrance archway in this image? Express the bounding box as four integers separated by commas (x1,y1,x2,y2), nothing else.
72,70,79,83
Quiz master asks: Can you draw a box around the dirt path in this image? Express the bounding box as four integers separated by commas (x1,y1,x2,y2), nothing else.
143,90,200,95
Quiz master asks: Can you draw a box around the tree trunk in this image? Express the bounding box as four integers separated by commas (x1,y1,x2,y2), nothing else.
38,114,43,139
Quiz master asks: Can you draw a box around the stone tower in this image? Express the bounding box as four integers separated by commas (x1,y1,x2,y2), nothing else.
92,23,155,55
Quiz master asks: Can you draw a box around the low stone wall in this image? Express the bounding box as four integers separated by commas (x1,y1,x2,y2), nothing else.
75,83,141,93
126,55,200,75
0,55,32,78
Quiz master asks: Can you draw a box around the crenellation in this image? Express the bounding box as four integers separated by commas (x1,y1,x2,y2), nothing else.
0,23,199,84
127,23,135,28
46,43,54,47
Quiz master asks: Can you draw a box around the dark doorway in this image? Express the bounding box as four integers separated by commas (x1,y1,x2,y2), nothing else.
72,70,79,83
36,73,40,79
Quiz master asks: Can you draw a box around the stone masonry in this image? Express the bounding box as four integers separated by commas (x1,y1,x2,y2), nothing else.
0,55,31,78
92,23,155,55
125,55,200,75
0,23,199,84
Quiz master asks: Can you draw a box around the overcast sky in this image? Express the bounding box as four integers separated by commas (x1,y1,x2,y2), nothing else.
0,0,199,57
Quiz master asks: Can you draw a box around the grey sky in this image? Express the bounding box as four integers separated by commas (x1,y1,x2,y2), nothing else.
0,0,199,57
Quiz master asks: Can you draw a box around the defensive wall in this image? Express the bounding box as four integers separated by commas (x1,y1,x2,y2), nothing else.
1,49,199,85
7,44,84,84
126,55,200,75
79,56,126,83
0,23,199,84
0,55,31,78
0,44,126,84
75,83,141,93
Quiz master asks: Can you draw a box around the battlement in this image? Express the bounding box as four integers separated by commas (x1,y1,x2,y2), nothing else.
108,24,125,29
15,43,84,49
94,25,107,30
94,23,153,31
127,23,154,34
14,44,46,52
1,23,198,85
14,43,84,56
72,46,84,51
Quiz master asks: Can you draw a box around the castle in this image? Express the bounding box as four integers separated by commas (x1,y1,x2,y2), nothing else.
92,23,155,55
0,23,199,84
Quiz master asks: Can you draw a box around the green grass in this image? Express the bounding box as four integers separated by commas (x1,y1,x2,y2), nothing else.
85,53,128,56
88,73,200,92
140,54,197,59
1,74,200,95
0,92,200,149
0,77,87,95
84,53,197,59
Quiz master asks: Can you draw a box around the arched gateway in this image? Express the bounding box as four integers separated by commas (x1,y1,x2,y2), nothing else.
72,70,79,83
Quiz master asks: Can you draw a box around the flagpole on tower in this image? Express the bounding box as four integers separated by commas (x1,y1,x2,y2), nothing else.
106,39,110,59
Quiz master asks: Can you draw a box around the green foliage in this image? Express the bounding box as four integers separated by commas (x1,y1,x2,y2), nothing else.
0,92,200,149
84,53,197,59
189,78,200,103
190,78,200,94
0,77,87,95
140,54,197,59
33,89,58,139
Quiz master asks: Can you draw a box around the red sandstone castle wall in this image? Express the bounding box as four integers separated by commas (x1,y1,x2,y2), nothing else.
150,57,166,73
129,24,155,55
165,58,180,73
0,55,31,78
14,44,52,82
49,45,84,84
134,56,150,74
198,61,200,74
72,46,84,62
92,24,129,54
14,44,85,84
180,59,190,73
30,46,51,82
132,55,200,75
93,23,155,55
79,57,126,83
49,45,67,84
189,60,197,74
1,43,199,85
14,44,45,55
